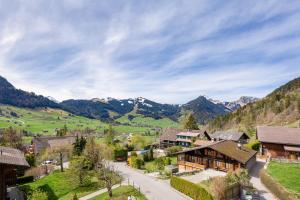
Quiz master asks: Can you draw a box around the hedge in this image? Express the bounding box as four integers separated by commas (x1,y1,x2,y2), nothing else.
260,169,298,200
170,176,213,200
17,175,34,184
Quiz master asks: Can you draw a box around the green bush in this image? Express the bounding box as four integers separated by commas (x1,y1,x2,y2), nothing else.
165,146,183,156
27,189,48,200
260,169,298,200
170,176,213,200
114,148,128,161
17,175,34,184
131,156,144,169
245,140,260,151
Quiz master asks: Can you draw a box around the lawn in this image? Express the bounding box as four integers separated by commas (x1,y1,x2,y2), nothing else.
20,170,101,200
90,185,147,200
144,156,177,172
267,161,300,196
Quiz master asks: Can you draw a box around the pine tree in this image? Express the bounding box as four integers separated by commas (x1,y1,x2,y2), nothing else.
181,112,199,130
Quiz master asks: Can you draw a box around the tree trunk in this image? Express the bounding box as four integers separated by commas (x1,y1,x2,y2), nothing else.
107,185,113,197
60,152,64,172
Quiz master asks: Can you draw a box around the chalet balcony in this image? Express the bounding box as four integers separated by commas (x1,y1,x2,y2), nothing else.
177,160,206,170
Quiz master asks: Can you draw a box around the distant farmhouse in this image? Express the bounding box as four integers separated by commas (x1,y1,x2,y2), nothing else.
257,126,300,160
160,128,211,148
210,131,250,144
0,146,29,199
176,140,257,172
33,136,76,155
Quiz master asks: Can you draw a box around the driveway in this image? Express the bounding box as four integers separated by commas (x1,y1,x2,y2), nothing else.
111,162,191,200
182,169,226,183
249,159,277,200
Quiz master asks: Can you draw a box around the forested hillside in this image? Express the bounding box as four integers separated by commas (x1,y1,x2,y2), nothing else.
208,77,300,133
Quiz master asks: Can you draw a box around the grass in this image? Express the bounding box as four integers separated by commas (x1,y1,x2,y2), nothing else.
0,105,176,137
267,161,300,196
115,112,179,129
20,170,100,200
90,185,147,200
144,156,177,172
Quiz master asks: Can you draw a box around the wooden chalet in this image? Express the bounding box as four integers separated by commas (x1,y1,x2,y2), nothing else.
210,131,250,144
257,126,300,160
160,128,211,148
0,146,29,199
33,136,76,155
176,140,257,172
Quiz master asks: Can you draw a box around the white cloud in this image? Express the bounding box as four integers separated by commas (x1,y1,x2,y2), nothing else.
0,1,300,104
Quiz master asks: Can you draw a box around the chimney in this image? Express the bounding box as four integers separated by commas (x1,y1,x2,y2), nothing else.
237,143,242,150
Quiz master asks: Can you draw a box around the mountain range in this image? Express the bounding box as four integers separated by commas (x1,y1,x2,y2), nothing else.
208,77,300,132
0,75,257,124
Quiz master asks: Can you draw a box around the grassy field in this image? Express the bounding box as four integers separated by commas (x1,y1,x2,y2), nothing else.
20,170,100,200
0,105,178,140
267,161,300,196
90,185,147,200
116,112,179,129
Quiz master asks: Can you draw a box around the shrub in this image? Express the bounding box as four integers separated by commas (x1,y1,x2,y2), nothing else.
245,140,260,151
170,176,213,200
165,146,183,156
27,189,48,200
131,156,144,169
16,176,34,184
114,148,128,161
154,157,165,170
260,169,298,200
210,176,227,200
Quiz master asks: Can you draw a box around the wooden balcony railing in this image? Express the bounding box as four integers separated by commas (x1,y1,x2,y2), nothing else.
178,160,206,170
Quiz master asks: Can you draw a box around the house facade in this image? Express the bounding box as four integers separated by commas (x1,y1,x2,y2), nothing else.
210,131,250,144
33,136,76,155
160,128,211,148
176,140,257,172
256,126,300,160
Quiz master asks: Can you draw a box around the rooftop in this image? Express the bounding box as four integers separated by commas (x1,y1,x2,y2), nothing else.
257,126,300,145
210,131,249,141
177,140,257,164
0,146,29,167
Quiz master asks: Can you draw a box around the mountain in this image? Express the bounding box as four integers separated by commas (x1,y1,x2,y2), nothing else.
60,97,180,121
223,96,259,111
181,96,230,124
0,75,254,123
0,76,60,109
208,77,300,133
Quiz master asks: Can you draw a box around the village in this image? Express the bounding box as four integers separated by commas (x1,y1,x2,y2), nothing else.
1,118,300,200
1,1,300,200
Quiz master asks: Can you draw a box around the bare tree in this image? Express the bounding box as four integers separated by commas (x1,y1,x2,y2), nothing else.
210,176,228,200
0,127,23,148
50,144,72,172
96,161,122,197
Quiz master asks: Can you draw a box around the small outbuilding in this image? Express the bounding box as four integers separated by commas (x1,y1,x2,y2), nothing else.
0,146,29,199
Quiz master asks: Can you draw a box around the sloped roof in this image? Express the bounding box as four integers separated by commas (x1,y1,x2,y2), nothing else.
177,140,257,164
0,146,29,167
257,126,300,145
160,128,183,142
194,140,214,146
33,136,75,150
210,131,249,141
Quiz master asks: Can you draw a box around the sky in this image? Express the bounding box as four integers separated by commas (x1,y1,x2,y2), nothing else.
1,1,300,104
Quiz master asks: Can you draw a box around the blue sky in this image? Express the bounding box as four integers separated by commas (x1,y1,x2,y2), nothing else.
1,1,300,104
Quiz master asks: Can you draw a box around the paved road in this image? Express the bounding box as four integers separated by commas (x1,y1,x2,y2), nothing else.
111,162,191,200
249,159,277,200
